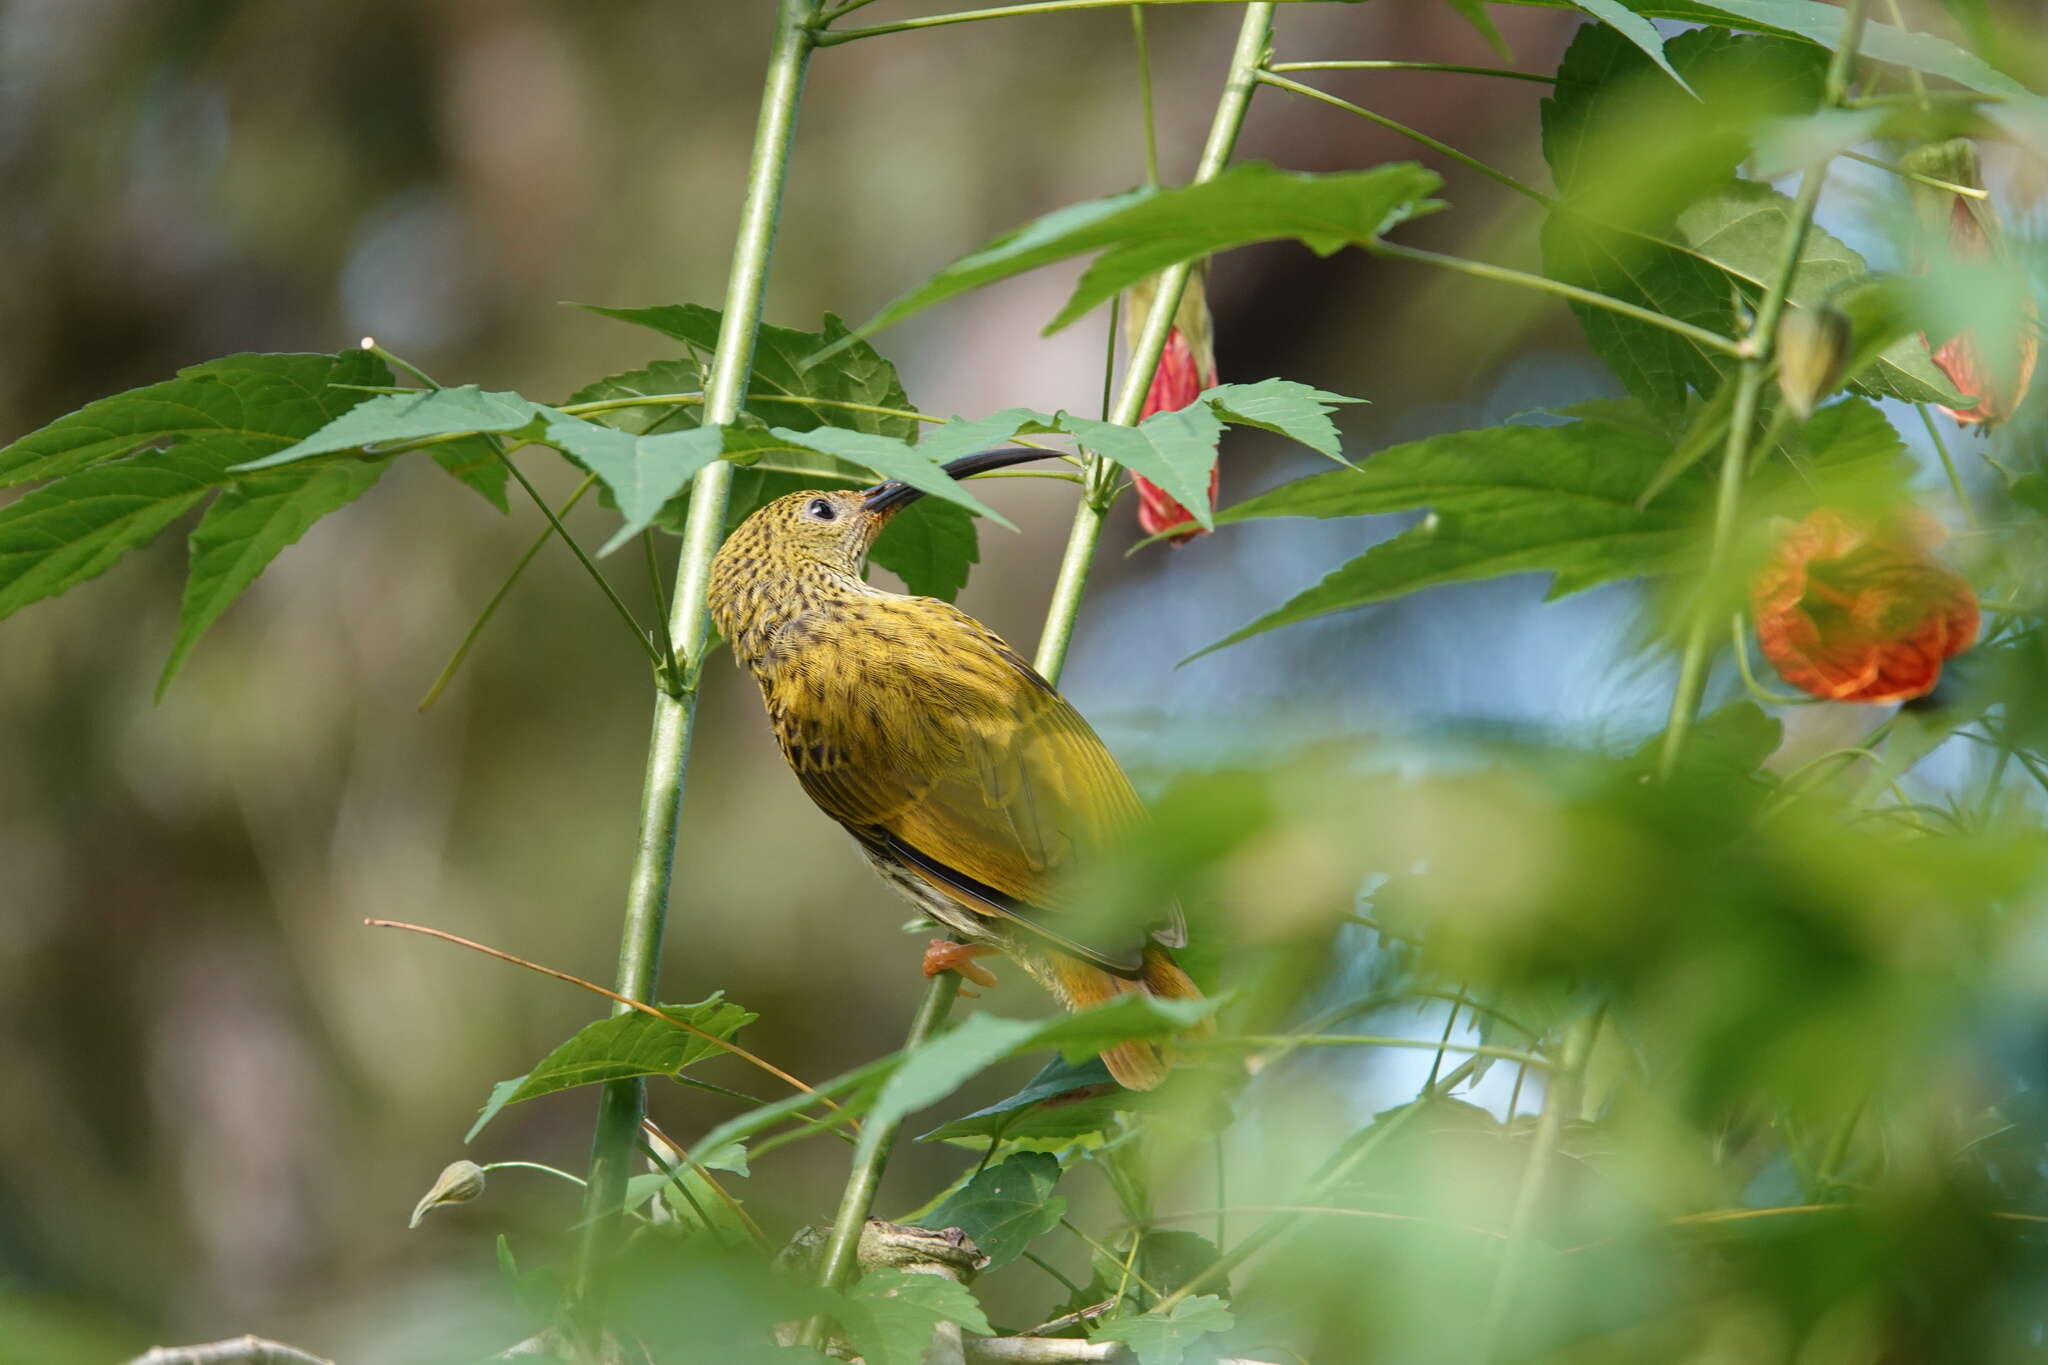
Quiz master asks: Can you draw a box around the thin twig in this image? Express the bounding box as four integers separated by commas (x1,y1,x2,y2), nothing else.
128,1340,331,1365
1257,72,1550,204
1268,59,1553,82
1368,241,1742,357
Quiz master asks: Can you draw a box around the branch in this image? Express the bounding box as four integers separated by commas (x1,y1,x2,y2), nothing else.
127,1339,331,1365
568,0,822,1327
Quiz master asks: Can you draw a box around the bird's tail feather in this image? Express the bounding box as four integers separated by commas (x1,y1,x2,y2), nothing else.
1056,943,1205,1091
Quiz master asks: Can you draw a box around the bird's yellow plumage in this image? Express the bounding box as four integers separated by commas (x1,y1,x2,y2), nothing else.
706,455,1200,1089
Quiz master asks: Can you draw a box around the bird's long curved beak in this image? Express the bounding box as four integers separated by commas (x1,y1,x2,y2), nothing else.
863,448,1060,514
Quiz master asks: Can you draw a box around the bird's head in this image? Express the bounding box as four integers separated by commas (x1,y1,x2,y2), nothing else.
713,448,1057,581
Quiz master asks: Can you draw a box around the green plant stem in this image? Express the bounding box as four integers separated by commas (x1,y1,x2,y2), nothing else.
418,473,597,712
802,1,1276,1326
815,0,1310,44
644,531,680,680
804,971,962,1311
1368,241,1743,356
1256,72,1550,205
1842,149,1988,200
1919,401,1981,528
1042,1,1275,679
1476,1009,1600,1364
568,0,819,1325
1730,613,1814,707
1023,1249,1089,1300
1133,7,1161,187
1268,59,1554,82
492,453,665,673
1656,0,1870,779
482,1160,590,1188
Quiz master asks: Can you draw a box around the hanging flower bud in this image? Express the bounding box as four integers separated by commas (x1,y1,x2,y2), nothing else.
1123,270,1220,543
409,1159,487,1228
1751,507,1978,704
1902,139,2038,428
1776,305,1852,420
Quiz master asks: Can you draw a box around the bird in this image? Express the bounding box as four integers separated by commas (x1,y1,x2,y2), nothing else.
706,448,1202,1089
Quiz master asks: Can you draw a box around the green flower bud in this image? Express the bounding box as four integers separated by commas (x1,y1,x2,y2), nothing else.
1776,305,1852,420
409,1159,487,1228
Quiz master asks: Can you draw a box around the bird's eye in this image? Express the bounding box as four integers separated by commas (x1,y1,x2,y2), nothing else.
805,498,837,522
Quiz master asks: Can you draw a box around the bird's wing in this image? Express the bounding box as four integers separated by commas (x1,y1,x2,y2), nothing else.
782,599,1168,973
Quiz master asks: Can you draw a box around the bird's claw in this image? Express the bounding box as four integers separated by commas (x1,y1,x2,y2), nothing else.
922,939,1000,995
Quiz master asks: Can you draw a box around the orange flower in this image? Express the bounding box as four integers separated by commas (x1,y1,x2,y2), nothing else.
1125,273,1220,543
1751,508,1978,704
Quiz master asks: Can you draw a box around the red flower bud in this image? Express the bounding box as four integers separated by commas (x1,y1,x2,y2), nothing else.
1751,508,1978,704
1930,198,2039,425
1124,274,1220,544
1904,140,2038,428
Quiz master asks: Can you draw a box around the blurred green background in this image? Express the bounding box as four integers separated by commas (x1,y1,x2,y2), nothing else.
5,2,2046,1362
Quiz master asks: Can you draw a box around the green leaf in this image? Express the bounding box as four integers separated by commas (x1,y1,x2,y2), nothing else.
1063,405,1226,529
0,351,389,490
1693,0,2029,95
1541,213,1735,409
918,1055,1129,1144
1027,994,1220,1063
1501,0,2030,95
159,457,390,697
1093,1295,1236,1365
1197,402,1712,656
566,357,705,435
850,162,1444,342
467,994,757,1141
233,385,544,473
541,414,725,554
869,497,979,602
1539,28,1827,408
0,351,390,621
0,448,238,620
643,1139,753,1240
771,426,1010,525
913,408,1056,465
1634,699,1783,776
864,997,1219,1147
924,1153,1067,1269
582,305,918,439
1198,396,1909,657
827,1270,992,1365
1668,182,1957,404
1445,0,1512,57
1200,379,1362,462
1570,0,1696,93
429,438,511,512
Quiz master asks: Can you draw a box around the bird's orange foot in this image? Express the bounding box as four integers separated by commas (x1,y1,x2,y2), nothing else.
922,940,1000,994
